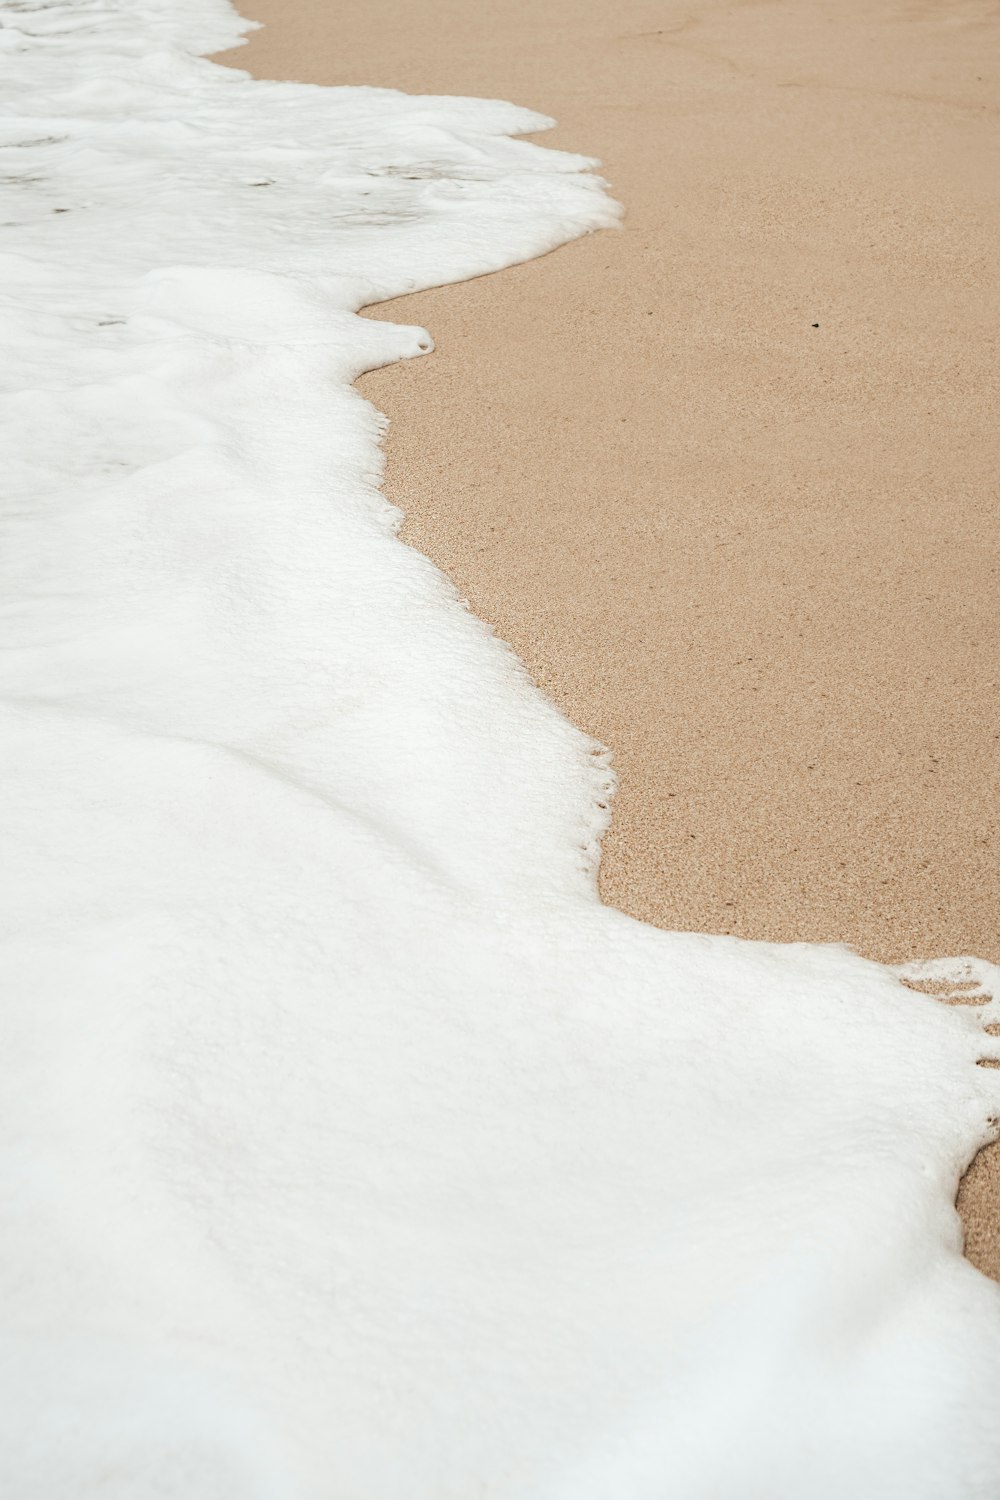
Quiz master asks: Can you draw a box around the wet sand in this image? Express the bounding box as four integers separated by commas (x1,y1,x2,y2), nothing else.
217,0,999,1276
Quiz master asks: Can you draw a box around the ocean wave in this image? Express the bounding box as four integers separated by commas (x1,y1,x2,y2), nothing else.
2,1,999,1494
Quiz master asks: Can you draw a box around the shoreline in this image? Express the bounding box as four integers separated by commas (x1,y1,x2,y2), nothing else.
217,0,1000,1275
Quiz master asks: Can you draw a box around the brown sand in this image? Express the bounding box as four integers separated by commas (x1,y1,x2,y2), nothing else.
217,1,1000,1277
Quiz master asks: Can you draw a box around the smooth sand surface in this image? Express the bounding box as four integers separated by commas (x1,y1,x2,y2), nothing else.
218,0,999,1276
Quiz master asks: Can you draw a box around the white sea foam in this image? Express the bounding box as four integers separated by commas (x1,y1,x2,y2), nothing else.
2,1,1000,1494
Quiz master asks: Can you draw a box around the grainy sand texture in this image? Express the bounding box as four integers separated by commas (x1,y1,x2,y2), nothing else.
218,0,999,1275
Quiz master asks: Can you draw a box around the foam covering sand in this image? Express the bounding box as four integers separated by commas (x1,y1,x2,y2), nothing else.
223,0,1000,1277
3,1,1000,1494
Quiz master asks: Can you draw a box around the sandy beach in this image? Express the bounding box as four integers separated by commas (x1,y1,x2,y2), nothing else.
218,0,999,1275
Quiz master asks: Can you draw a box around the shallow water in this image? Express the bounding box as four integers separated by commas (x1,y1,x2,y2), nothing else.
2,1,1000,1494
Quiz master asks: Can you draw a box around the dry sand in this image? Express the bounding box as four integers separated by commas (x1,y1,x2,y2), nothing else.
218,0,999,1276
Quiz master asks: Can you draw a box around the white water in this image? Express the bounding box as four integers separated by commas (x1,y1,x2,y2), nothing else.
2,1,1000,1494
